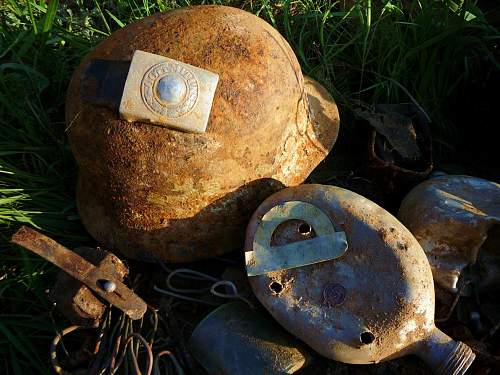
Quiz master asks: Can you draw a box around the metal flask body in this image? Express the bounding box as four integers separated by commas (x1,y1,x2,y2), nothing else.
244,184,475,374
398,175,500,294
188,302,310,374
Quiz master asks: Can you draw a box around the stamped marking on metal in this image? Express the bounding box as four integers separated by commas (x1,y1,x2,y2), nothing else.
141,61,199,118
119,50,219,133
323,283,346,307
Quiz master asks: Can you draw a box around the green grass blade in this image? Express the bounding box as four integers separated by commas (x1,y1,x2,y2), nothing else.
42,0,59,33
106,10,126,28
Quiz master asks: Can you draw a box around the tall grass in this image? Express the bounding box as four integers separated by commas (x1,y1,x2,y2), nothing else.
1,0,498,372
280,1,499,144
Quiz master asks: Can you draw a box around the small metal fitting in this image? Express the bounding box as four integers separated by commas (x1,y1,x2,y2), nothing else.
99,279,117,293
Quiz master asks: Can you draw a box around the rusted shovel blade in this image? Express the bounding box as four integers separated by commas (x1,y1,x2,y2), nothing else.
11,226,147,320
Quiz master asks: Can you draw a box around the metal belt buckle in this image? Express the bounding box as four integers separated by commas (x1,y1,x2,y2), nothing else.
119,50,219,133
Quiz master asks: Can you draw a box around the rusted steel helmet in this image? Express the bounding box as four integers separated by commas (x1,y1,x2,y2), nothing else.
244,184,475,374
66,6,339,262
399,175,500,293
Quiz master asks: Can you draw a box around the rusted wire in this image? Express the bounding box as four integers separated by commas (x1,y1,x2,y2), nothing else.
210,280,254,308
88,309,113,374
113,332,153,375
155,267,252,307
99,312,125,374
50,325,84,374
119,317,132,375
167,268,218,293
145,307,160,350
55,277,162,375
157,304,198,374
154,350,186,375
154,267,220,305
121,318,141,375
435,280,471,323
134,315,145,359
96,308,112,352
153,285,221,305
109,313,127,372
52,308,189,375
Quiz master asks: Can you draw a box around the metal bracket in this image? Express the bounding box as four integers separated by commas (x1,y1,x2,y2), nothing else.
11,226,147,320
246,201,348,276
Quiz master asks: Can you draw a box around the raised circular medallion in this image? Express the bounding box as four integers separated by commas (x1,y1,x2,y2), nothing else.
141,61,199,118
156,75,187,104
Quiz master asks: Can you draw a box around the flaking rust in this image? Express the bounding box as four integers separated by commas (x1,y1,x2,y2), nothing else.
11,226,146,320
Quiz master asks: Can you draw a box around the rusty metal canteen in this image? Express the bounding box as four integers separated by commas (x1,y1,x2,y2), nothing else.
244,184,476,374
399,175,500,294
66,5,340,263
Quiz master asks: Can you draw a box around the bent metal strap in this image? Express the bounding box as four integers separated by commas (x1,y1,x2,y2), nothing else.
246,201,348,276
11,226,147,320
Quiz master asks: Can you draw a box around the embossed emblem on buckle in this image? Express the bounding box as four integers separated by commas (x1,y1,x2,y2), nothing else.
119,50,219,133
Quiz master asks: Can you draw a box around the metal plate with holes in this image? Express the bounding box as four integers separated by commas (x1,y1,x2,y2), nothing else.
246,201,348,276
119,50,219,133
11,226,147,320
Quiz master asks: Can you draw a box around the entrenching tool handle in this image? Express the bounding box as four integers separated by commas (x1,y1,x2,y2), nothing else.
11,226,147,320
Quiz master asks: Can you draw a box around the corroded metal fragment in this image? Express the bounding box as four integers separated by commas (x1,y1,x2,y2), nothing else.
363,104,433,195
11,226,146,320
50,246,128,327
399,175,500,293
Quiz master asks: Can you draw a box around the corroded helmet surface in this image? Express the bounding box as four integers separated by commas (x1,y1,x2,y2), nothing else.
66,6,340,262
